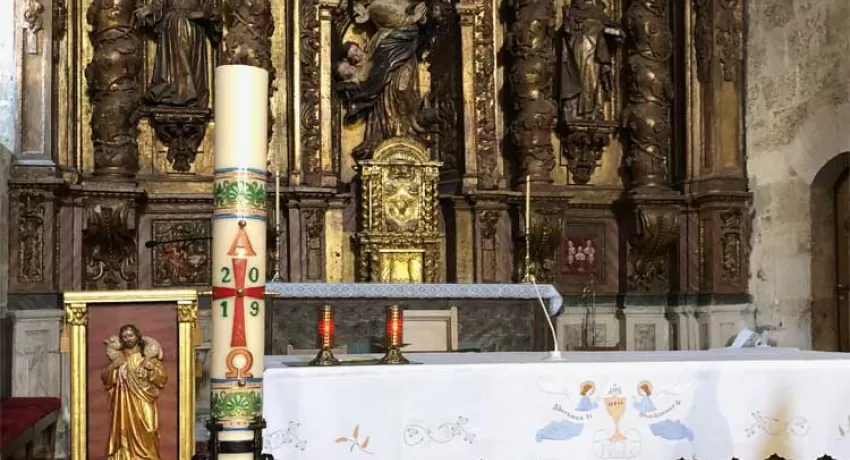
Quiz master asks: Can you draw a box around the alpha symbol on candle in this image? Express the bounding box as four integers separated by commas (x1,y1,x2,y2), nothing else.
228,221,257,257
213,227,263,347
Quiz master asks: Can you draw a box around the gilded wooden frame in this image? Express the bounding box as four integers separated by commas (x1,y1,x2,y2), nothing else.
63,289,199,460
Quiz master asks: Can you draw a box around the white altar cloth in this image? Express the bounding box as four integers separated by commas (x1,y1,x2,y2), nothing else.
262,351,850,460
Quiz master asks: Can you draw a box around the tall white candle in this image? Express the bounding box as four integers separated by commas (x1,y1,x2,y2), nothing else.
211,65,269,460
525,175,531,232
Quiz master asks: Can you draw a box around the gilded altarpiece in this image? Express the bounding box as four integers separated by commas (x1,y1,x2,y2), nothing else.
7,0,747,347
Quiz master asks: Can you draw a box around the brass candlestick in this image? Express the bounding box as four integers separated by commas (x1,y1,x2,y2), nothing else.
379,305,409,364
521,175,535,283
309,305,340,366
270,167,283,282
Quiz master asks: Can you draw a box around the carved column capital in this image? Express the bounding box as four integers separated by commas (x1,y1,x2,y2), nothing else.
64,303,88,326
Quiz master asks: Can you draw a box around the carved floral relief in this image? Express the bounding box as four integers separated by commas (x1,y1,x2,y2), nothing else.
16,191,48,284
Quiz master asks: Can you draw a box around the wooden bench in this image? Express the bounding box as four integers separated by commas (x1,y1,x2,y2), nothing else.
0,397,61,460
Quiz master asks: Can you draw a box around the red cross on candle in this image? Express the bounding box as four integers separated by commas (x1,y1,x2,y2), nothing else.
212,258,264,347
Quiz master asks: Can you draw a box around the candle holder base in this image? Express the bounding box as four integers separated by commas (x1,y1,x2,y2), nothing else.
379,346,410,364
521,272,536,284
192,415,274,460
308,347,341,366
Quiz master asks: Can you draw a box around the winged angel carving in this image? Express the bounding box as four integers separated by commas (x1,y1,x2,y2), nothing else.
333,0,439,159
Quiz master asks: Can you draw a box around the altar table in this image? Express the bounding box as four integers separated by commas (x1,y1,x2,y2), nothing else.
265,282,563,315
261,350,850,460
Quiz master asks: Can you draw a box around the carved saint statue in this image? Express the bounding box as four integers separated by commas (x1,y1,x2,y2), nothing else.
134,0,221,107
102,324,168,460
335,0,435,159
560,0,623,120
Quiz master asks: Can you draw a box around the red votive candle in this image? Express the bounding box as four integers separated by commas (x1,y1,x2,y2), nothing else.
317,305,335,348
386,305,403,346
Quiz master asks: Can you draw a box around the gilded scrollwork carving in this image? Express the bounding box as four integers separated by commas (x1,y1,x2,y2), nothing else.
522,208,562,284
626,206,679,293
300,0,322,179
720,208,742,281
304,208,324,243
623,0,673,190
508,0,556,182
83,201,138,290
222,0,274,73
147,108,211,173
86,0,143,178
304,208,325,280
221,0,276,149
716,0,742,82
698,217,708,289
472,1,499,189
16,191,48,284
177,301,199,323
478,210,500,241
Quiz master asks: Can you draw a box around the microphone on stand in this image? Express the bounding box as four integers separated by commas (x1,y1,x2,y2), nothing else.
529,277,565,362
144,236,214,249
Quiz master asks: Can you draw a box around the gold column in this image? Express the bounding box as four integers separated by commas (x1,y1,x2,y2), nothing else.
318,1,337,187
454,200,475,283
457,2,478,190
688,0,748,297
65,302,87,460
324,205,345,282
457,0,501,190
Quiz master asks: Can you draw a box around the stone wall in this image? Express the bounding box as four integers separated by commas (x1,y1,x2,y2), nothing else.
746,1,850,348
0,0,13,397
0,144,9,397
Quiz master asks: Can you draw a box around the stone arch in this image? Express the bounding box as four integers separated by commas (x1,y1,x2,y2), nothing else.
810,152,850,351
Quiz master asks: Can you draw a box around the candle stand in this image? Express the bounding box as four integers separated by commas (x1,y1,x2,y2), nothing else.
379,305,409,364
193,416,274,460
